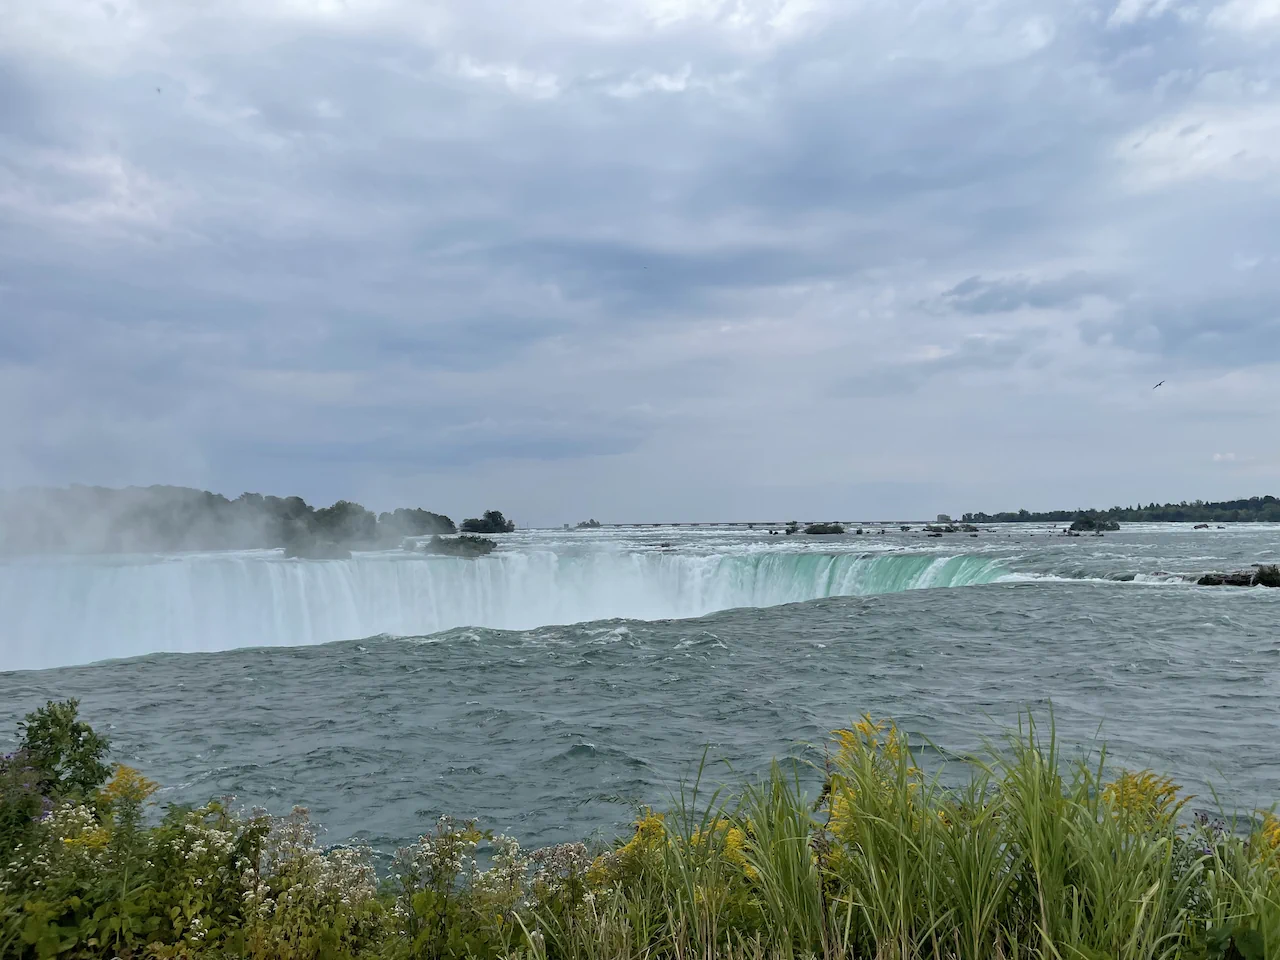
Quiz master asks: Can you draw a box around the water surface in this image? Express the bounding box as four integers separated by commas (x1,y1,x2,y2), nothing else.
2,524,1276,848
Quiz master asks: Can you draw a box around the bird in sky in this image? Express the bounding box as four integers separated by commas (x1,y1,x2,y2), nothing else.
1153,380,1165,389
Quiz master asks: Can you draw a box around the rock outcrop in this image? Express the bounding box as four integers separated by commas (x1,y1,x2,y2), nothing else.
804,523,845,535
1069,516,1120,532
1197,565,1279,588
422,535,497,558
923,523,979,534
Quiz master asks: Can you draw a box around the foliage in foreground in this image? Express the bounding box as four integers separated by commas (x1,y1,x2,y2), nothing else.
2,702,1279,959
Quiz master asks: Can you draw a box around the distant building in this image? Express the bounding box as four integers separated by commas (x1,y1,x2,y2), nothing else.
937,514,952,523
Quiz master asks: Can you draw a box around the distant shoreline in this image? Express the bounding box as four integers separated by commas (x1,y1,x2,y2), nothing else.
962,495,1279,525
3,485,1278,557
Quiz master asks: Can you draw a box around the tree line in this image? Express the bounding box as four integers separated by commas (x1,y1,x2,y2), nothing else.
963,495,1280,525
0,485,515,555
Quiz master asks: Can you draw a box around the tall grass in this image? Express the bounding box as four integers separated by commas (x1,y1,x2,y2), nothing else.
552,712,1279,960
738,763,828,955
4,706,1279,959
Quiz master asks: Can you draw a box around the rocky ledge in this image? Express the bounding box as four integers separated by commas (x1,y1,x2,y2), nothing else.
1069,516,1121,533
1197,564,1280,588
421,534,497,558
804,523,845,535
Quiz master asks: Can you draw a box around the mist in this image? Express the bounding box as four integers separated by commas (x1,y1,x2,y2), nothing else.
0,485,456,556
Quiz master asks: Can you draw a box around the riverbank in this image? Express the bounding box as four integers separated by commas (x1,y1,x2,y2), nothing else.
2,701,1276,959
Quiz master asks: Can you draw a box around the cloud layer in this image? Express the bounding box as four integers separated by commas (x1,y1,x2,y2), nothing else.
2,0,1278,522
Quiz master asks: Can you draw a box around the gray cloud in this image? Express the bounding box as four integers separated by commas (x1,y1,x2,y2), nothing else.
943,273,1127,314
2,0,1279,520
1100,291,1280,366
834,329,1053,398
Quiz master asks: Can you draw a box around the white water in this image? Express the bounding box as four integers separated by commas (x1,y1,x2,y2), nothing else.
0,548,1009,671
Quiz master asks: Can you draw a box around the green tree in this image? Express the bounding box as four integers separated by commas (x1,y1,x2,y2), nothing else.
313,500,378,544
2,700,111,856
18,699,111,801
461,510,516,534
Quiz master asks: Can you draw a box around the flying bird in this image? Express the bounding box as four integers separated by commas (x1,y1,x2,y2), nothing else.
1153,380,1165,389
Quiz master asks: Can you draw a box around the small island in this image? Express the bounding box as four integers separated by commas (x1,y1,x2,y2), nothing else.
804,522,845,535
461,510,516,534
1069,516,1120,533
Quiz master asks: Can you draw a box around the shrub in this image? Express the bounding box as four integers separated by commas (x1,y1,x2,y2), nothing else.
0,751,45,859
18,700,111,804
1,700,111,859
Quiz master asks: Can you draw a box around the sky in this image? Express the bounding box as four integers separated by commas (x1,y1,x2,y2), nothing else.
1,0,1278,524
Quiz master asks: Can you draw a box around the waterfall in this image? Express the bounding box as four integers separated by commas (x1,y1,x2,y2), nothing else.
0,549,1010,670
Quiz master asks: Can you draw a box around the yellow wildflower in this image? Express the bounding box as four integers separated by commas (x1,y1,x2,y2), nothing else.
722,825,749,865
833,716,912,766
691,819,757,880
1102,771,1188,829
586,855,611,888
827,790,855,831
853,715,886,739
63,827,110,850
99,765,159,807
1259,813,1280,851
620,810,666,858
588,810,667,886
829,717,921,815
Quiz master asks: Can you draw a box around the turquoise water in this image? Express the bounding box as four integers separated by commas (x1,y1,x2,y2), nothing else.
1,524,1277,848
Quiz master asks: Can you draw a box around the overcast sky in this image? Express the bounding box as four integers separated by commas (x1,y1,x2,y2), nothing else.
2,0,1278,523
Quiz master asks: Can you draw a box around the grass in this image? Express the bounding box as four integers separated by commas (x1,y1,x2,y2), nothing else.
2,702,1278,959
